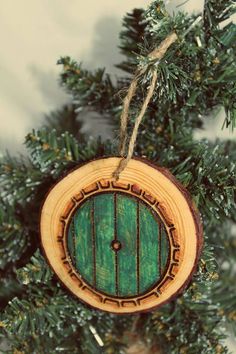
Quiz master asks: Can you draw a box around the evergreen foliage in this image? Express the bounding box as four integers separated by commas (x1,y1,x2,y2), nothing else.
0,1,235,352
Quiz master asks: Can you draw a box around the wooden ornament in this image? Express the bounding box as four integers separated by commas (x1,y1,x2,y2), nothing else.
40,157,203,314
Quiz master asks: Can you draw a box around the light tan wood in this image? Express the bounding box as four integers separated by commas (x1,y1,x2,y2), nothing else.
40,157,203,314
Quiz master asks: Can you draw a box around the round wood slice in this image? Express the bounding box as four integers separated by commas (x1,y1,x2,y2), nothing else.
40,157,203,314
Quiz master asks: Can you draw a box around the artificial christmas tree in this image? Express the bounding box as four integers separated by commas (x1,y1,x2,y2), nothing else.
0,0,236,353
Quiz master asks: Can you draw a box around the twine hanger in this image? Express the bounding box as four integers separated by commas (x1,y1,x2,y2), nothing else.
113,16,202,181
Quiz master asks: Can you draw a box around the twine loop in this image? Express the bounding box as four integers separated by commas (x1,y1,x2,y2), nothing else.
113,32,178,180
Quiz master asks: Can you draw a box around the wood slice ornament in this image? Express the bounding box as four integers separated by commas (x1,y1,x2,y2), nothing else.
40,157,203,314
41,31,203,313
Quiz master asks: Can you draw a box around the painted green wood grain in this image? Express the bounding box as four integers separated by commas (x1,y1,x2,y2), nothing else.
139,204,159,293
160,226,169,274
73,201,94,284
94,194,116,295
117,194,137,296
67,192,170,297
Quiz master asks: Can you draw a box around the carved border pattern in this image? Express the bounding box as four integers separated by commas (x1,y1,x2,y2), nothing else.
57,180,180,309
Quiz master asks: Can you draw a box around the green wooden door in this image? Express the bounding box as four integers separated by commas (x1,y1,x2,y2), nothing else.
67,192,169,297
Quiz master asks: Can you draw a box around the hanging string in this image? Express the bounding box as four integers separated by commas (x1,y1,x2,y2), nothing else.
119,78,138,157
113,15,203,180
113,32,178,180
